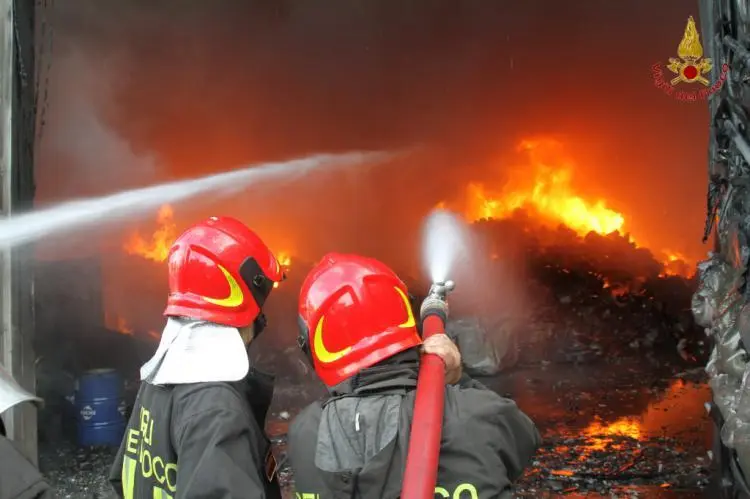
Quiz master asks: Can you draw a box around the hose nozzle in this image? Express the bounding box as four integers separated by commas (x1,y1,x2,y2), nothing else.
428,280,455,302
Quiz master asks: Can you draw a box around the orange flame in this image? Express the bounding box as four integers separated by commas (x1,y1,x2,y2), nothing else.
273,252,292,288
660,251,692,277
124,204,177,262
581,417,642,456
277,252,292,268
466,139,625,236
105,312,134,336
578,379,710,456
461,138,693,275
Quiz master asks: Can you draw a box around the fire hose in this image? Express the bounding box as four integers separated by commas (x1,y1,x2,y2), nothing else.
401,280,455,499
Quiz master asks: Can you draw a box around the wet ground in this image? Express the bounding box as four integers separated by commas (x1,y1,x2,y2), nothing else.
488,360,712,498
39,357,712,498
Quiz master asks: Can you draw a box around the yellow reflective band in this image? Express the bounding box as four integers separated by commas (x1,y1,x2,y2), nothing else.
122,455,137,499
435,487,450,498
394,286,416,328
313,316,352,364
434,483,479,499
201,264,244,308
454,483,479,498
153,486,174,499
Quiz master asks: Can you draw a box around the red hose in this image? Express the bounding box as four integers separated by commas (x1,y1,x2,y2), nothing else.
401,314,446,499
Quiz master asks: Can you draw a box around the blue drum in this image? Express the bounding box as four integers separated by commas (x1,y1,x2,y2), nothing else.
75,369,126,447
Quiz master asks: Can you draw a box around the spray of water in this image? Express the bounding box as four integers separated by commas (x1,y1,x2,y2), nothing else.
421,209,472,284
0,150,394,248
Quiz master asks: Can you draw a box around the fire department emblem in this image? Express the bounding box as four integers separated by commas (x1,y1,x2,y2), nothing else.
650,15,729,102
666,16,711,86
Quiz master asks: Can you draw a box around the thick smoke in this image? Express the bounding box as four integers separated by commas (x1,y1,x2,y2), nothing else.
35,23,160,202
36,0,709,262
33,0,710,344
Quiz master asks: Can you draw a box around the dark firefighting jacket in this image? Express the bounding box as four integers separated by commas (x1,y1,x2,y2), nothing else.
0,434,54,499
109,368,281,499
288,361,540,499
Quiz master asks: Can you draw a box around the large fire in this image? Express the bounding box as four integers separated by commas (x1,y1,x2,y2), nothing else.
467,139,625,236
459,138,692,275
111,137,691,337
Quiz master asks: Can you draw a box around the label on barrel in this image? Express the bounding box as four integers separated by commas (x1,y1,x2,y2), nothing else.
80,405,96,421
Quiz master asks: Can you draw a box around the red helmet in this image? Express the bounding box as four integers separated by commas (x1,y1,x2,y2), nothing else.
164,216,285,327
298,253,422,386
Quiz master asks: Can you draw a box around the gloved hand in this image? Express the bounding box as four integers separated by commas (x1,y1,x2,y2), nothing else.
421,333,462,384
420,294,449,322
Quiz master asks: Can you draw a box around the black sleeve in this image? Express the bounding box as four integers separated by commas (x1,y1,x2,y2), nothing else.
486,397,541,482
456,385,541,487
14,480,54,499
456,372,491,390
287,403,326,495
0,437,56,499
172,389,268,499
108,443,125,498
31,484,56,499
108,472,124,498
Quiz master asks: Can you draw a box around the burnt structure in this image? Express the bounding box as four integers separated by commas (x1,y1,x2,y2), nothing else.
692,0,750,496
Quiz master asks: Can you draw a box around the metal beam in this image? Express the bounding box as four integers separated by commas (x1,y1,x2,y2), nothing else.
0,0,15,407
0,0,37,465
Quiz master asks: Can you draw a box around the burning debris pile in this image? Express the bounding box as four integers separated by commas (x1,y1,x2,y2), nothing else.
446,214,705,375
433,138,705,374
454,217,706,374
525,223,701,363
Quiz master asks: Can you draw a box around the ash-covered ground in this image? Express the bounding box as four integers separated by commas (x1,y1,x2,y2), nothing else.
38,221,713,498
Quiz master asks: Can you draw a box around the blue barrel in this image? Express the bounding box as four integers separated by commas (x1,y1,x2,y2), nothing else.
75,369,126,447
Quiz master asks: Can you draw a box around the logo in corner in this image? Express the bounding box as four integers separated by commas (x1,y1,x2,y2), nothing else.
651,16,729,102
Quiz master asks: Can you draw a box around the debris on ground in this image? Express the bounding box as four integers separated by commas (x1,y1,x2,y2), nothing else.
41,361,712,499
40,443,118,499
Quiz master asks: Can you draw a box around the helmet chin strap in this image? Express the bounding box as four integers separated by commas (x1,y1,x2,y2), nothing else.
296,315,313,364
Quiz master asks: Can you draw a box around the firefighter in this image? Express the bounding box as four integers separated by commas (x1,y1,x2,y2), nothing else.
289,253,541,498
0,363,53,499
109,216,284,499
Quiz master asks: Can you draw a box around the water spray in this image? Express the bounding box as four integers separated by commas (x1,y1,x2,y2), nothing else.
402,209,468,499
0,150,394,248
